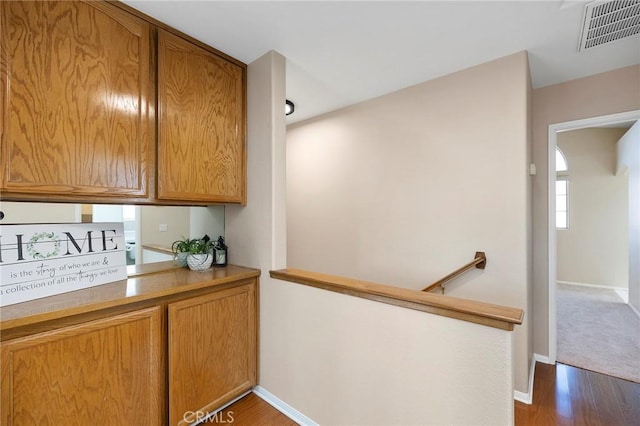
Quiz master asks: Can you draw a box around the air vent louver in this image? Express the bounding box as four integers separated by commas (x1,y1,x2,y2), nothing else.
579,0,640,51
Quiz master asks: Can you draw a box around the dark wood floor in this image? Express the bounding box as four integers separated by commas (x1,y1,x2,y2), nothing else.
211,393,298,426
516,362,640,425
217,364,640,425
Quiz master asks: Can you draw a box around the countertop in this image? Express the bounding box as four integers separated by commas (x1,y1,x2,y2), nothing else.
1,262,260,333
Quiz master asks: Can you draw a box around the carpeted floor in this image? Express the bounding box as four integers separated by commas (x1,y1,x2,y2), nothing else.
557,283,640,383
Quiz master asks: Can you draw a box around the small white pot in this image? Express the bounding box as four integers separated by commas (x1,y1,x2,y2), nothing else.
187,253,213,271
175,252,189,267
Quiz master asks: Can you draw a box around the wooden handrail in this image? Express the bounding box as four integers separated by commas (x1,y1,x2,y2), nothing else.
269,268,523,331
422,252,486,293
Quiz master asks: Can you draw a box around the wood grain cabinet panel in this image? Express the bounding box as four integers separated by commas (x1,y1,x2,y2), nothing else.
0,307,164,425
0,0,153,199
157,30,246,204
168,283,257,425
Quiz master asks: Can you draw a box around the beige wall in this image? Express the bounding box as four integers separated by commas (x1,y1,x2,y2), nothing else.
532,65,640,356
226,50,287,271
0,201,78,223
225,50,290,418
227,50,517,424
138,205,224,248
287,52,532,394
138,206,190,248
617,122,640,313
264,278,514,425
557,128,628,288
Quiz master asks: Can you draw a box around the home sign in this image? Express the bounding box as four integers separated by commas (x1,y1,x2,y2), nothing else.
0,223,127,307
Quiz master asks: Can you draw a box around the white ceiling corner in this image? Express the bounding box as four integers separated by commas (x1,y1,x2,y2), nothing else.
122,0,640,124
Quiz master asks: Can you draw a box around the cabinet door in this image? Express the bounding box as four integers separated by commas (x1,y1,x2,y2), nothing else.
157,30,246,204
168,283,257,425
0,1,153,199
0,307,164,425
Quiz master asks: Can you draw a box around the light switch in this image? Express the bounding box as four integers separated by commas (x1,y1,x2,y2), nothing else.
159,224,168,232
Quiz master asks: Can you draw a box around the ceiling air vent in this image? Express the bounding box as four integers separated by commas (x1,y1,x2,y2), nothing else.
578,0,640,51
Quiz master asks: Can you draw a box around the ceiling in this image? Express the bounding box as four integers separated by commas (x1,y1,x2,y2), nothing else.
123,0,640,124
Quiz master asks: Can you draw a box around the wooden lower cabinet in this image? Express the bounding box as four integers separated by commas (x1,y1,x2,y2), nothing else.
168,283,257,426
0,280,258,426
0,307,164,425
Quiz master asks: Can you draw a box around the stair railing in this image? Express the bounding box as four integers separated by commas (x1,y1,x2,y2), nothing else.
422,251,487,294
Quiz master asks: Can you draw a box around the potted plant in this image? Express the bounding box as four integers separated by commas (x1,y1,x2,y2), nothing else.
188,237,215,271
171,237,193,267
172,235,215,271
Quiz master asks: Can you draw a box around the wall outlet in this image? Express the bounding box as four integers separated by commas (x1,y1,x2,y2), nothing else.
159,224,168,232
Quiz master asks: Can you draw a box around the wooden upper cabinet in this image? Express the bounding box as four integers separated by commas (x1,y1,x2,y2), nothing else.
157,29,246,204
0,1,153,199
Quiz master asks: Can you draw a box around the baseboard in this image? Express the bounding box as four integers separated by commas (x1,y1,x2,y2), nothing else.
614,289,629,303
193,390,252,425
514,353,552,405
558,280,631,304
514,356,536,404
629,302,640,319
253,386,318,426
534,353,552,365
513,390,531,405
557,280,626,292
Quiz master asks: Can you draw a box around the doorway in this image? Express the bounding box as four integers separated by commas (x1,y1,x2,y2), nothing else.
547,110,640,367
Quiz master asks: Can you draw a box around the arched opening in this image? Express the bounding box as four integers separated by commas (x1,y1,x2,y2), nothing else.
555,147,568,230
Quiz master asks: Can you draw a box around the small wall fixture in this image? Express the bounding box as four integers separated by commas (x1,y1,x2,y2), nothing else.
285,100,295,116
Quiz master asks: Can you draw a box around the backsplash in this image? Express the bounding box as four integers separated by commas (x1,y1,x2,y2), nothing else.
0,201,224,266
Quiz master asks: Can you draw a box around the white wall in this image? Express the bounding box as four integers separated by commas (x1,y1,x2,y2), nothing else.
617,121,640,313
286,52,531,394
92,205,124,222
189,206,225,241
556,128,628,288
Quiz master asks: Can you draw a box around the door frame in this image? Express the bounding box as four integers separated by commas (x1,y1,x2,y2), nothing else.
547,109,640,363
